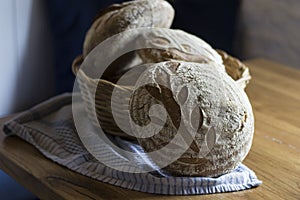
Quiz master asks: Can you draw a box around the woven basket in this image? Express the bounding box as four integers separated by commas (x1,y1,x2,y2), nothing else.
72,51,251,139
216,50,251,89
72,55,136,139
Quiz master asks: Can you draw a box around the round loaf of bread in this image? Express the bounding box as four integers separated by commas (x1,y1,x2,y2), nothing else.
129,61,254,177
138,29,223,66
83,0,175,57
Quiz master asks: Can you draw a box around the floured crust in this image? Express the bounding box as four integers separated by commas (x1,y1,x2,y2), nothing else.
129,61,254,177
83,0,175,57
138,29,223,66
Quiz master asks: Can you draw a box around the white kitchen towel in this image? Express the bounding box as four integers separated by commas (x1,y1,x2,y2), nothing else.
3,93,261,195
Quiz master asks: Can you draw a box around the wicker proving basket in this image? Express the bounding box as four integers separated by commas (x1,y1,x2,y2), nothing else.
72,51,251,140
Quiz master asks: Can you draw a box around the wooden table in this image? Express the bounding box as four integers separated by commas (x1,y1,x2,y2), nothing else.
0,59,299,200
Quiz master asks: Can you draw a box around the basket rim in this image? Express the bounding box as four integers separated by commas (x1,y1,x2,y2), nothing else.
72,50,251,91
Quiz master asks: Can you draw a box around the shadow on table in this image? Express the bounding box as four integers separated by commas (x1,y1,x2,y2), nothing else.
0,170,38,200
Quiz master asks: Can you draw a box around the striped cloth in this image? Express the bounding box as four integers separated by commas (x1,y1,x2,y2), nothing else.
3,93,261,195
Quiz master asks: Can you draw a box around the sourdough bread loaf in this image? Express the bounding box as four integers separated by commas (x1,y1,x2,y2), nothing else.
129,61,254,177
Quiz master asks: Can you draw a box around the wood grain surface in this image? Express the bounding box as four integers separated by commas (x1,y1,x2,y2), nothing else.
0,59,299,200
